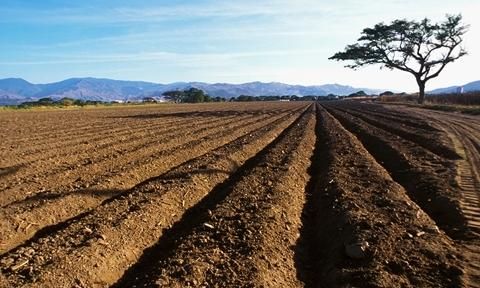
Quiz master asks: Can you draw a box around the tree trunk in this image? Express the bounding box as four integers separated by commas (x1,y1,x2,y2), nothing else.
417,82,426,104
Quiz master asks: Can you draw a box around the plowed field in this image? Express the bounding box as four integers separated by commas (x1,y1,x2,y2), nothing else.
0,101,478,287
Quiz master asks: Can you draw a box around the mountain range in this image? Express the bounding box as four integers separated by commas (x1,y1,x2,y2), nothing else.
0,77,383,105
1,77,478,105
428,80,480,94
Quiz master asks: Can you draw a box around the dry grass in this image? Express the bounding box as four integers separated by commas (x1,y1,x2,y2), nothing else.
378,92,480,115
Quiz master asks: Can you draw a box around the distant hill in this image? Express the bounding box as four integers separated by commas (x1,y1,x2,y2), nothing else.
429,80,480,94
0,77,383,105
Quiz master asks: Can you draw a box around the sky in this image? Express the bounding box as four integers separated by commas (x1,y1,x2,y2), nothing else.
1,0,479,92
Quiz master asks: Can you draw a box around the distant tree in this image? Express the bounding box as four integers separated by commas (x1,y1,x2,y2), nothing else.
142,97,157,103
348,91,367,97
38,97,54,104
213,96,226,102
302,96,317,101
74,99,85,106
380,91,395,96
58,97,75,106
183,88,207,103
203,94,212,102
329,14,468,104
162,90,184,103
237,95,256,102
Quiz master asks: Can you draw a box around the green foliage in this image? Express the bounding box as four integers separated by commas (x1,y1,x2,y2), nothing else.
380,91,394,96
348,91,367,97
330,14,468,104
161,88,226,103
237,95,257,102
230,95,318,102
183,88,206,103
58,97,75,106
162,90,184,103
38,97,54,104
16,98,108,108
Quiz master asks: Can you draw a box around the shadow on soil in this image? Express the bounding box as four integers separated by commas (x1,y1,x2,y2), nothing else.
324,104,470,240
1,188,126,255
0,165,23,180
3,187,124,210
294,104,332,287
112,108,307,287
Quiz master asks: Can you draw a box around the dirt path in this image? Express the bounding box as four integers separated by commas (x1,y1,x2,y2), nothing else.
323,103,467,237
296,104,462,287
388,106,480,287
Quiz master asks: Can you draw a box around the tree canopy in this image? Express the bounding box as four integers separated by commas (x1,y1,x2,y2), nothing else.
329,14,468,103
162,88,225,103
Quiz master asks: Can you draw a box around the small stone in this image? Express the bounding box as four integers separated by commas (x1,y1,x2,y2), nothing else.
97,239,108,246
424,225,440,234
11,259,29,271
97,234,107,240
83,227,93,234
1,258,15,266
24,248,35,257
345,241,369,259
203,223,214,229
416,231,426,237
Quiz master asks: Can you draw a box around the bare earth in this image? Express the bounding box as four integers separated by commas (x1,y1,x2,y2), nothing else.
0,101,478,287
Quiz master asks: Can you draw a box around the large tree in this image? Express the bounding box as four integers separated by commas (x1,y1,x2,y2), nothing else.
162,90,185,103
329,14,468,104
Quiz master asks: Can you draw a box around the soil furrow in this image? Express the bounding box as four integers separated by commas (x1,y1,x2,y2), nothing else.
2,105,287,161
0,108,304,254
323,104,468,238
0,115,231,187
0,104,307,287
0,113,252,203
113,105,316,288
0,106,289,160
0,104,228,143
0,113,264,207
0,104,292,144
332,104,460,160
0,116,190,166
296,104,462,287
408,111,480,287
344,104,441,131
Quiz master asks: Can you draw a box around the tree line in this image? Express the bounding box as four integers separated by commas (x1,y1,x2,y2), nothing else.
162,88,330,102
162,88,226,103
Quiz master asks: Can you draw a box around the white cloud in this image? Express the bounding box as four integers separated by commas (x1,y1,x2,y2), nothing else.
1,0,478,89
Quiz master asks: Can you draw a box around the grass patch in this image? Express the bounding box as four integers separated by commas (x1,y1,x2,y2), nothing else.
381,101,480,115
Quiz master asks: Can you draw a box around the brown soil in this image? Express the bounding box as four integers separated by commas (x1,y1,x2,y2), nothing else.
323,103,467,237
384,104,480,287
0,101,478,287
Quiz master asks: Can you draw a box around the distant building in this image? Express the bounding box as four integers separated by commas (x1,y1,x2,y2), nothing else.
456,86,464,94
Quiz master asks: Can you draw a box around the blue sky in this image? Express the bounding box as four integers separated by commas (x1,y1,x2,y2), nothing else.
1,0,479,91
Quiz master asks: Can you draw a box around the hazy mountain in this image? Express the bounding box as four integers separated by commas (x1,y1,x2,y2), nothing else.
0,77,383,105
429,80,480,94
0,78,41,97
